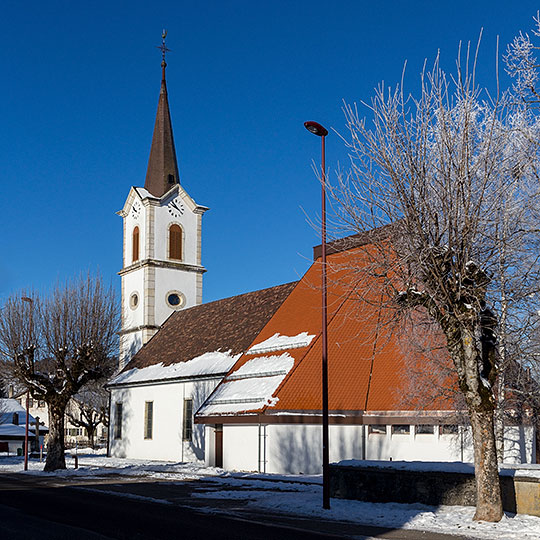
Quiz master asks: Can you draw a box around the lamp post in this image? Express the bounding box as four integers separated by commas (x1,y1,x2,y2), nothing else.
21,296,33,471
304,120,330,510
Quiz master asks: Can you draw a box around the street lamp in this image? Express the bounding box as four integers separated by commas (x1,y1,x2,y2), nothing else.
21,296,33,471
304,120,330,510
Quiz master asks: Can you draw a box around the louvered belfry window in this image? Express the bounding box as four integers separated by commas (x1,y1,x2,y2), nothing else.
169,224,182,260
132,226,140,262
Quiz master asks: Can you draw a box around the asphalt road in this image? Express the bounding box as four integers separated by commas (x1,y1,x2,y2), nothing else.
0,473,477,540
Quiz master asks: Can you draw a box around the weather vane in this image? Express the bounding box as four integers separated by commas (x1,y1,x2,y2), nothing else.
157,29,171,66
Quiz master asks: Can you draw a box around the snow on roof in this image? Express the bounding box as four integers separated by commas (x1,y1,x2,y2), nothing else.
110,350,241,386
134,186,153,199
0,424,31,437
198,353,294,415
0,399,26,414
247,332,315,355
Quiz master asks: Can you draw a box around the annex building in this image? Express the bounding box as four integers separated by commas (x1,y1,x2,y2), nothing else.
108,51,535,473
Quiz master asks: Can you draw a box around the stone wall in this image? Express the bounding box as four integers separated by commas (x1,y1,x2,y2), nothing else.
330,462,540,517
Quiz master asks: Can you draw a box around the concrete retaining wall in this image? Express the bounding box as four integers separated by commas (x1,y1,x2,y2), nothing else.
330,462,540,517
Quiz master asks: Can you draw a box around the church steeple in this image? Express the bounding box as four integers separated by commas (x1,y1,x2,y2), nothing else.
144,31,180,198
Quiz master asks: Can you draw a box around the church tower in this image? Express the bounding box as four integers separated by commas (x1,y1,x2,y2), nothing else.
118,34,208,368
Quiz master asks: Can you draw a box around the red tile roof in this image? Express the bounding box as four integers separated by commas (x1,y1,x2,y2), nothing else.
197,243,456,421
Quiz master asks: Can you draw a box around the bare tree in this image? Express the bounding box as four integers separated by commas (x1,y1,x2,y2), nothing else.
505,12,540,105
68,379,112,449
0,275,119,471
330,40,540,521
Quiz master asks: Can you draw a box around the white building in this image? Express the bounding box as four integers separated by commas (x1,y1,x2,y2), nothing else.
108,50,536,472
108,284,294,460
0,398,47,455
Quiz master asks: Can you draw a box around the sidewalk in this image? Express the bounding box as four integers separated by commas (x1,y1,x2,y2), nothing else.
1,455,532,539
68,468,478,540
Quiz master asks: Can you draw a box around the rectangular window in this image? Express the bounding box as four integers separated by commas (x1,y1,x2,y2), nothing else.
144,401,153,440
28,398,34,408
440,424,459,435
368,425,386,435
38,400,45,408
391,425,410,435
183,399,193,441
114,403,123,439
416,425,434,435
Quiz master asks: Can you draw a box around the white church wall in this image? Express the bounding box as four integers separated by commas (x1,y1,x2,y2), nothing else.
265,425,363,474
204,425,216,467
266,424,321,474
109,378,221,461
209,422,535,475
153,266,199,326
119,269,146,367
122,271,145,329
222,425,260,472
365,425,473,462
504,425,535,464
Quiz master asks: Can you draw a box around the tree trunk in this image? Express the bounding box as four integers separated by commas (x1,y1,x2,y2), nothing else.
469,408,503,521
88,426,95,449
493,380,505,464
44,401,67,471
450,326,503,522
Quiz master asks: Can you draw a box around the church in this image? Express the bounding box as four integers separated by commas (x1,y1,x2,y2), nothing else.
107,48,536,473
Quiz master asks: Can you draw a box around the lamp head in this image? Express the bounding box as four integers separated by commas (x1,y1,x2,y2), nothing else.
304,121,328,137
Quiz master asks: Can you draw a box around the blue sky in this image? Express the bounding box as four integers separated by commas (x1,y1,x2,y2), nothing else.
1,1,539,303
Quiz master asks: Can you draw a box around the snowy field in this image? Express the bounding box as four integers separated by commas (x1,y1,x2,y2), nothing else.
0,451,539,539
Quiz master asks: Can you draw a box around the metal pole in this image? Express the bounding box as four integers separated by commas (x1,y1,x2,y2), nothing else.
24,391,29,471
21,296,33,472
321,134,330,510
303,121,330,510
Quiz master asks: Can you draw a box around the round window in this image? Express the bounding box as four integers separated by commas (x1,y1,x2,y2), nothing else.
129,293,139,310
166,291,185,309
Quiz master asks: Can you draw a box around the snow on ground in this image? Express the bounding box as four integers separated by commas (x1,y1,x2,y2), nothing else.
0,453,539,539
337,459,540,480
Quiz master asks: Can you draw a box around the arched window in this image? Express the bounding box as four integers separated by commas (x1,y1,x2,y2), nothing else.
132,226,140,262
169,224,182,260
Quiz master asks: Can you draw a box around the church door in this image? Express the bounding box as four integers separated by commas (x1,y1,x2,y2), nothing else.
215,425,223,468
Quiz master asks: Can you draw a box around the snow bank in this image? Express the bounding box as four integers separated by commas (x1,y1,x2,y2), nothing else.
335,459,540,479
336,459,476,474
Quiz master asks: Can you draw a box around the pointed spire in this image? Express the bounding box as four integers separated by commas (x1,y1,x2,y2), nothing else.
144,30,180,198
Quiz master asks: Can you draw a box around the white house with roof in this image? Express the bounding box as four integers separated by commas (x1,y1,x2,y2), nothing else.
0,398,47,455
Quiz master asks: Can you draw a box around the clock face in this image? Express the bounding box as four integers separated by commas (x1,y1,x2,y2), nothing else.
131,202,141,219
167,197,185,219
